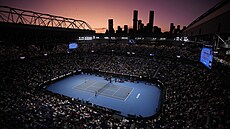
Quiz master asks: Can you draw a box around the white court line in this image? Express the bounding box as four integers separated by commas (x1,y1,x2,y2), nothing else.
89,82,108,88
72,80,94,89
112,86,122,96
88,83,108,92
97,93,126,101
73,81,98,93
85,81,98,90
87,95,94,101
100,86,120,92
87,92,96,101
72,82,84,89
124,88,134,101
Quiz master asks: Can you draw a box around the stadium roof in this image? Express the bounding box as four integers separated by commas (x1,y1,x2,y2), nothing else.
185,0,230,31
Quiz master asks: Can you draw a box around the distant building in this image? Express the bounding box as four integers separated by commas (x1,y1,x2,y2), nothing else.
153,26,161,34
177,25,180,30
105,29,109,34
116,26,122,33
174,25,181,34
133,10,138,31
170,23,175,34
181,26,186,33
182,26,186,31
148,10,154,33
124,25,128,34
108,19,114,34
129,28,134,34
138,20,144,30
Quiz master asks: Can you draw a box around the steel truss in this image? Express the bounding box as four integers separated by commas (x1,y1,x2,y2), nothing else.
0,5,92,30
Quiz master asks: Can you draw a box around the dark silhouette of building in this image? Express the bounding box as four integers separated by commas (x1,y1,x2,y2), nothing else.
148,10,154,33
170,23,175,34
138,20,144,30
129,28,134,34
116,26,122,33
108,19,114,34
182,26,186,31
174,25,181,34
153,26,161,34
133,10,138,31
124,25,128,34
177,25,180,30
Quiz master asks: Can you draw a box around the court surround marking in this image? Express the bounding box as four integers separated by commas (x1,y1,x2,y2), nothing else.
136,93,141,99
124,88,134,101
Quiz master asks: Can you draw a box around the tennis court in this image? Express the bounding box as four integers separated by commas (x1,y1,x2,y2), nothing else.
74,80,133,101
47,73,162,117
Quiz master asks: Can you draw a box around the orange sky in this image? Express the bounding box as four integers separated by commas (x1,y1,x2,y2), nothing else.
0,0,221,33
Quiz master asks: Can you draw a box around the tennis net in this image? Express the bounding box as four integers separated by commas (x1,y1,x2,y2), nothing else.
96,83,110,94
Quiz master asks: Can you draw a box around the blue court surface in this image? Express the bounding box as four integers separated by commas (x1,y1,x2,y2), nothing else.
47,74,162,117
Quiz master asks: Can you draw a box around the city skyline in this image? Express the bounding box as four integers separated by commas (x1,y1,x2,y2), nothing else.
0,0,221,33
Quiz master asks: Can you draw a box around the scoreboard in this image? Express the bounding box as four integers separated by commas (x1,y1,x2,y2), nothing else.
200,47,213,69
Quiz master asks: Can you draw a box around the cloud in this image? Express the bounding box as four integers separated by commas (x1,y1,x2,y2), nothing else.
93,27,107,33
93,27,107,30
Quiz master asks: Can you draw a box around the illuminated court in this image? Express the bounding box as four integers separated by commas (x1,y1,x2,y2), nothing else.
47,73,162,117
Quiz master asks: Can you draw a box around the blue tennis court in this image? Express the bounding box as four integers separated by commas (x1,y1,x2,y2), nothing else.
74,79,133,101
47,73,162,117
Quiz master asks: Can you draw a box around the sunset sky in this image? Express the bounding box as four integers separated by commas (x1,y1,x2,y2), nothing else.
0,0,221,33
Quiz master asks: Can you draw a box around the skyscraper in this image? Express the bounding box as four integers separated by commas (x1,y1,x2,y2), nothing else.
108,19,114,34
148,10,154,32
133,10,138,31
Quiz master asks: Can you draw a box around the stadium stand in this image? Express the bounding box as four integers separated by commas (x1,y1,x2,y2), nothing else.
0,42,229,128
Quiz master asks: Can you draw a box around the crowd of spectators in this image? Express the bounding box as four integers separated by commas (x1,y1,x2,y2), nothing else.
0,41,201,62
0,44,68,62
0,41,229,128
